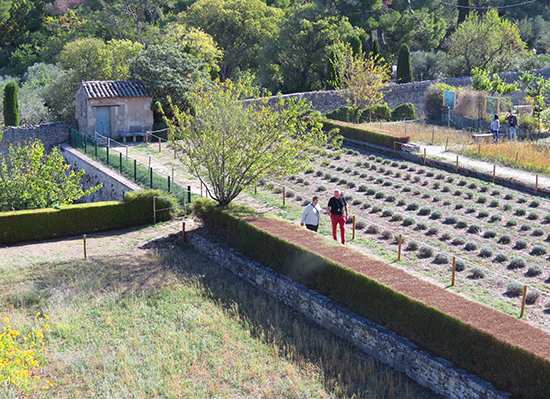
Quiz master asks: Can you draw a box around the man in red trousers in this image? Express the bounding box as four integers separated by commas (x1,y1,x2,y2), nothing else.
327,189,348,244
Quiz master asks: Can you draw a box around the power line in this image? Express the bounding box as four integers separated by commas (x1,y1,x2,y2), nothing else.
436,0,539,9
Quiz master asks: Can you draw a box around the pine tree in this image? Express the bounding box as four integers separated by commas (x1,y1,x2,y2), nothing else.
396,44,412,84
3,81,20,126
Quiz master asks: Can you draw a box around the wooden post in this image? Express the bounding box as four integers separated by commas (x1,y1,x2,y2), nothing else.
83,234,87,259
200,182,203,197
352,215,356,240
423,148,427,165
172,167,174,185
254,183,257,195
478,143,481,153
492,165,496,183
515,151,519,163
456,155,459,173
153,196,157,224
182,221,186,244
536,175,539,195
174,146,177,159
451,257,456,286
397,234,402,261
148,156,151,170
158,137,161,153
283,186,286,206
520,285,528,318
445,137,449,152
126,146,128,161
145,131,148,143
431,128,435,145
393,141,396,156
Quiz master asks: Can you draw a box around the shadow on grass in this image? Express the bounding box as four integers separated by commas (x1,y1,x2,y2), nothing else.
0,244,442,399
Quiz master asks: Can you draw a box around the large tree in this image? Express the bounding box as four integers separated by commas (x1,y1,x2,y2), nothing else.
446,9,527,75
0,140,101,211
182,0,283,81
163,79,340,205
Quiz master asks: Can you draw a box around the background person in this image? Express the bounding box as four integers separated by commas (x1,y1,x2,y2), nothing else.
491,114,500,142
505,110,518,140
301,196,322,232
327,189,348,244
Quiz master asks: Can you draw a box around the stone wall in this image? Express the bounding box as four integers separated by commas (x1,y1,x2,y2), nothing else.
0,120,77,157
187,232,510,399
59,144,141,202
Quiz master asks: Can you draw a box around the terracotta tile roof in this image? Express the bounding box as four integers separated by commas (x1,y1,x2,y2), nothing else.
80,80,151,99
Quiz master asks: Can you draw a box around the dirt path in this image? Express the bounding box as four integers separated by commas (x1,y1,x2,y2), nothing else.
245,215,550,361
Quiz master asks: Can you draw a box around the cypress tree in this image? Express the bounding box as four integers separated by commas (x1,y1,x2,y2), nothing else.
396,43,412,84
371,40,381,59
3,81,20,126
347,35,362,57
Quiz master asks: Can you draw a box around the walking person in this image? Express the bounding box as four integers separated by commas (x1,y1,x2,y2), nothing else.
301,196,322,232
491,114,501,142
327,189,348,244
505,110,518,141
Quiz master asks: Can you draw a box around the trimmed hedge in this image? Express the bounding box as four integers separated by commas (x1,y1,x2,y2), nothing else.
0,190,178,244
392,103,417,120
323,120,410,149
194,198,550,399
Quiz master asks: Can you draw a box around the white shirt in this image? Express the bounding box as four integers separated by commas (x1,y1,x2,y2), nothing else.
301,203,321,226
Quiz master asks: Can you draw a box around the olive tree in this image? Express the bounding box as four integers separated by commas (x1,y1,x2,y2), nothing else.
163,79,340,205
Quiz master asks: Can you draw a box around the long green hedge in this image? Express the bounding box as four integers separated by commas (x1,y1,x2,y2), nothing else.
323,120,410,149
193,197,550,399
0,190,178,245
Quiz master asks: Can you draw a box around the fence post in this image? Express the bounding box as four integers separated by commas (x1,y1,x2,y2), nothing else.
168,176,171,192
134,159,137,182
83,234,87,259
456,155,459,173
445,137,449,151
397,234,402,261
283,186,286,206
492,165,496,183
520,285,528,318
431,128,435,145
515,151,519,163
158,137,162,153
126,146,128,161
145,131,148,143
95,142,97,158
352,215,356,240
536,175,539,195
182,221,186,244
106,146,109,167
153,196,157,224
452,257,456,286
423,148,426,165
150,168,153,188
393,141,396,157
188,186,191,204
119,152,123,173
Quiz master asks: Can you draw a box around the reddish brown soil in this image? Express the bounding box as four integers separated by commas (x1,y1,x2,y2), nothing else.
244,215,550,361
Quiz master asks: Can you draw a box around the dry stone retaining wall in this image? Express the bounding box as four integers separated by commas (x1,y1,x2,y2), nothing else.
187,232,510,399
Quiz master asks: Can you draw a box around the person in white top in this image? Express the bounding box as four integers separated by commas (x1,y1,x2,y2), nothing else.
301,196,322,232
491,114,500,142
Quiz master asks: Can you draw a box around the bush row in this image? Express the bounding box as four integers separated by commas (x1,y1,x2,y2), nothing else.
0,190,178,244
323,120,410,149
193,198,550,399
326,103,417,122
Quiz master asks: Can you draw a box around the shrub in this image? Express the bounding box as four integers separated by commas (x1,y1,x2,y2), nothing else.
479,247,493,258
531,245,547,256
430,210,442,219
362,104,392,122
347,181,357,189
392,213,404,222
444,215,458,224
385,195,396,202
526,291,540,304
416,222,428,230
375,191,386,199
442,185,451,193
477,210,490,218
456,220,468,229
344,167,352,173
453,190,462,196
402,186,412,192
544,214,550,223
371,205,382,213
533,228,544,237
432,196,441,202
317,185,327,192
366,188,377,195
434,253,449,264
392,102,417,120
382,209,394,217
504,193,514,200
503,204,513,211
520,224,531,231
358,184,368,192
362,202,372,210
447,177,454,183
344,195,353,201
419,245,434,258
483,229,497,238
355,220,366,230
509,257,527,269
427,226,439,235
376,177,385,184
477,195,487,204
465,206,476,214
479,185,489,193
440,233,452,241
506,282,524,296
407,241,419,251
285,190,295,198
352,199,362,206
468,183,477,190
490,214,502,223
296,177,304,183
422,193,430,199
491,190,501,196
397,199,406,206
435,173,445,179
418,206,431,216
330,176,339,183
325,105,355,122
3,81,20,126
489,200,499,208
455,259,467,271
433,182,441,189
339,178,348,186
527,212,539,220
316,170,324,177
465,192,474,199
530,200,540,208
458,179,467,186
494,253,508,263
324,173,332,180
467,223,481,233
506,219,517,227
515,240,528,249
406,202,420,211
464,241,478,251
498,234,512,244
471,267,486,279
380,230,393,239
366,224,381,234
527,264,544,276
452,237,465,246
455,203,464,210
403,217,416,226
518,196,527,204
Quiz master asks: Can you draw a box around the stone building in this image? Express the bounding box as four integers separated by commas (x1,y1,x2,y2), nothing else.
75,80,153,141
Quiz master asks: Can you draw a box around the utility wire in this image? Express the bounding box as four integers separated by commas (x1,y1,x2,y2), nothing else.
436,0,538,9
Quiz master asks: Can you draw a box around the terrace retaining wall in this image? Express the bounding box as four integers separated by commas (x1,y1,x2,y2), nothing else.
186,231,510,399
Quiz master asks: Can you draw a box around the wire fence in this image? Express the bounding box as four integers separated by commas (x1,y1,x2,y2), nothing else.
69,128,200,208
260,178,550,319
